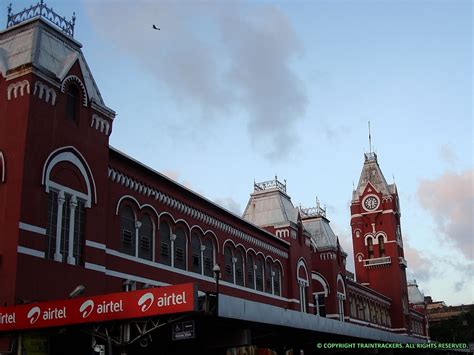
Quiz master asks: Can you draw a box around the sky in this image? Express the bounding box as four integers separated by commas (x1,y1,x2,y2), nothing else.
2,0,472,305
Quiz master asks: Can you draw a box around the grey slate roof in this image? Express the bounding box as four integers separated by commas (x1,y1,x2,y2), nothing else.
407,280,425,305
302,216,339,249
353,152,396,200
0,18,106,107
242,187,299,227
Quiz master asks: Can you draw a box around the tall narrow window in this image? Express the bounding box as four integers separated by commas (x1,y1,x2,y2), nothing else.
273,263,281,296
265,260,272,294
367,237,374,259
299,283,307,312
60,194,71,260
46,190,86,265
174,228,187,270
224,246,234,283
350,296,356,318
46,190,59,260
203,238,214,277
338,294,345,321
378,235,385,257
72,199,86,265
235,249,244,286
246,254,255,289
139,214,153,261
314,293,326,317
159,221,171,266
66,85,79,121
191,232,201,274
120,206,135,256
255,257,264,291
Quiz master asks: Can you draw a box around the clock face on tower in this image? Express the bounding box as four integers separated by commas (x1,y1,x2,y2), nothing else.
363,196,379,211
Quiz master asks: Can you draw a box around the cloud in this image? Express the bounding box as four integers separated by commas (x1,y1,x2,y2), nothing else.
417,169,473,259
404,244,434,282
454,281,464,293
438,144,458,166
84,1,307,160
214,197,242,215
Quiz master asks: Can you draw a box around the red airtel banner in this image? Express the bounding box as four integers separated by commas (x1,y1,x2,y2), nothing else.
0,283,196,332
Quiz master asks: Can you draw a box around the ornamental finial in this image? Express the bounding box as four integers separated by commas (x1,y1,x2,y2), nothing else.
6,1,76,38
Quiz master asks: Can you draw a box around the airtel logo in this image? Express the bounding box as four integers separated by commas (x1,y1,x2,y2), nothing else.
27,306,41,324
79,300,95,319
138,293,154,312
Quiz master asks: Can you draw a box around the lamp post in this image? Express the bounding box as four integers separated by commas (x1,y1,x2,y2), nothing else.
68,284,85,298
212,264,221,317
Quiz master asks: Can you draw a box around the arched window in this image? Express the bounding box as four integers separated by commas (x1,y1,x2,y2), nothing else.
203,238,214,277
367,237,374,259
246,253,255,289
191,232,201,274
350,295,356,317
356,297,363,319
174,227,187,270
255,257,264,291
235,249,245,286
364,299,370,320
43,148,93,266
378,235,385,257
297,260,309,313
159,221,171,266
120,205,135,257
66,85,79,121
381,307,387,326
273,263,282,296
139,214,153,261
224,245,234,283
265,260,273,294
337,276,346,322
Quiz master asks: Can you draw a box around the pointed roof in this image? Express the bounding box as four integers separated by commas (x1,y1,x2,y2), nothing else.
242,177,299,227
353,152,396,200
300,206,343,251
302,216,339,249
407,280,425,305
0,17,110,112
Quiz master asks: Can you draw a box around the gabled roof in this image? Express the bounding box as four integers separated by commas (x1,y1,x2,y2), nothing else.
0,17,107,109
353,152,394,200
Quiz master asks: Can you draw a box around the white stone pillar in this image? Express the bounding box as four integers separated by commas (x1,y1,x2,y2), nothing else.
170,234,176,267
134,221,142,257
67,195,78,265
54,191,66,262
232,257,237,284
200,245,206,275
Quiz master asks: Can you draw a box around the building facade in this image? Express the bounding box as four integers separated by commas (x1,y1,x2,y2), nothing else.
0,4,428,353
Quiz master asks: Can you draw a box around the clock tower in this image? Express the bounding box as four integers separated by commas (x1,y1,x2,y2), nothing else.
350,152,410,331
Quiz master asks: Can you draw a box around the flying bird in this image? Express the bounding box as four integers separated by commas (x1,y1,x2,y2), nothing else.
152,25,160,30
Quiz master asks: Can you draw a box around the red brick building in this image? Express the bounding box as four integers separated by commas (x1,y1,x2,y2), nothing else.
0,3,428,354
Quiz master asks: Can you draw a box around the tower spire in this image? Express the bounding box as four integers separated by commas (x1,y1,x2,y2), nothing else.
368,121,372,153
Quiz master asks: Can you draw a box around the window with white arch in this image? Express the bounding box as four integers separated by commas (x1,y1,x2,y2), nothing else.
336,274,346,322
118,206,154,261
312,273,329,317
43,148,95,266
297,260,309,313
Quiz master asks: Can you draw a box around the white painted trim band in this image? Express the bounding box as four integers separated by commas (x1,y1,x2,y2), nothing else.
84,262,106,273
19,222,46,235
18,246,45,258
85,240,106,250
